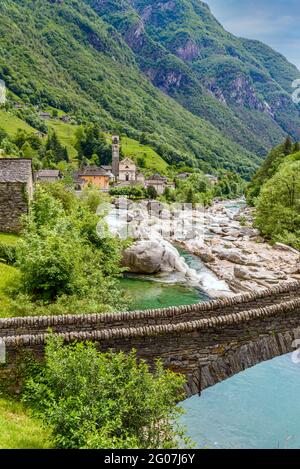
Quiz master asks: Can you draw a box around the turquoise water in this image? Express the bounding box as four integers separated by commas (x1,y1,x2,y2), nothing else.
119,247,210,311
119,276,206,311
180,354,300,449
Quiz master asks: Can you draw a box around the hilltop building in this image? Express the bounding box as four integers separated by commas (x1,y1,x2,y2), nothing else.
0,158,33,233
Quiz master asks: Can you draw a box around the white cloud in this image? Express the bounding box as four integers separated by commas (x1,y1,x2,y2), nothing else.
205,0,300,69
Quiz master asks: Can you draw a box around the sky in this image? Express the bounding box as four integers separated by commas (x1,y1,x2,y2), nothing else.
205,0,300,70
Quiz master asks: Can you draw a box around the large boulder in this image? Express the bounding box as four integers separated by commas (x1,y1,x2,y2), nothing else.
122,240,187,275
122,241,164,274
273,242,300,255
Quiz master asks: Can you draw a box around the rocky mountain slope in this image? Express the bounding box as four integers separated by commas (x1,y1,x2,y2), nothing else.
0,0,299,177
87,0,300,156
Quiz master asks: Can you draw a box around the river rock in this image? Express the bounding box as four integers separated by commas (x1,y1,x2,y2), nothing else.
122,241,168,274
234,266,252,280
214,248,248,265
273,242,300,255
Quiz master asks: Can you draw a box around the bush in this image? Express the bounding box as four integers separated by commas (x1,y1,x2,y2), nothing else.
16,225,85,300
109,185,147,199
23,337,187,449
0,243,17,265
255,160,300,249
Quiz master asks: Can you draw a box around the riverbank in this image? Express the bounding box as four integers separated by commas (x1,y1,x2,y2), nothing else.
181,200,300,294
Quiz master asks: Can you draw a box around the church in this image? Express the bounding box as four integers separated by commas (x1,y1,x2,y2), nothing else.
111,136,145,186
73,135,170,193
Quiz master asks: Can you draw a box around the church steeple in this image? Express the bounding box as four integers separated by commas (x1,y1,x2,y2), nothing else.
112,135,120,179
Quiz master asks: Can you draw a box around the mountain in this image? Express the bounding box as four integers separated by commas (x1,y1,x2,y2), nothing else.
88,0,300,156
0,0,299,178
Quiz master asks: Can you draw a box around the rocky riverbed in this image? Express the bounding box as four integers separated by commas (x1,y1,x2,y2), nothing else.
106,198,300,296
185,200,300,294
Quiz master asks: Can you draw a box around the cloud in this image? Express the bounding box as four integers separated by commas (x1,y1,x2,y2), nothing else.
205,0,300,69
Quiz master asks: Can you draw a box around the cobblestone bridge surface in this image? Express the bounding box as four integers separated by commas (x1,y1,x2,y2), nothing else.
1,281,300,396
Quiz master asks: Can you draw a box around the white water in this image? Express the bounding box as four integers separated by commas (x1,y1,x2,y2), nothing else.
104,203,231,296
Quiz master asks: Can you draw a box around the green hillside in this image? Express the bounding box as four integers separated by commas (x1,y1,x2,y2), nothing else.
46,120,79,160
88,0,300,157
0,109,35,135
0,0,261,178
121,136,169,174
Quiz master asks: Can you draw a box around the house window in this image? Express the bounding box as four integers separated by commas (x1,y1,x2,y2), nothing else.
126,174,129,181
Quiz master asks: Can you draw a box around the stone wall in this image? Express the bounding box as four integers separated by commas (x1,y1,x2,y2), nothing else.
1,280,300,396
0,181,29,233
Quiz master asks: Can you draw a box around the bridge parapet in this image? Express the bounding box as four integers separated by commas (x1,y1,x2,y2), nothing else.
0,280,299,337
1,280,300,396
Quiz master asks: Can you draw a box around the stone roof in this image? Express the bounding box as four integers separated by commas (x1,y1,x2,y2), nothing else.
0,158,33,183
119,157,135,167
36,169,60,179
147,173,167,182
101,165,112,171
78,165,110,177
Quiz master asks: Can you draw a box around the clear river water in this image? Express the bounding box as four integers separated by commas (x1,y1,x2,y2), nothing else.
114,200,300,449
119,248,300,449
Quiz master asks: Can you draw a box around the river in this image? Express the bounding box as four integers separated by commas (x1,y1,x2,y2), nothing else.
110,200,300,449
180,354,300,449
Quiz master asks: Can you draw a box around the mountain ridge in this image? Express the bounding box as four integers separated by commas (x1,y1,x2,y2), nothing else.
0,0,299,178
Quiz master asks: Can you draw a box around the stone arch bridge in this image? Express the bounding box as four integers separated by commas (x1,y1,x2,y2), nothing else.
1,281,300,397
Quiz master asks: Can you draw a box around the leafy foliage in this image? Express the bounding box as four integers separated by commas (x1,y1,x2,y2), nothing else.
23,336,187,449
246,138,297,205
254,159,300,250
5,183,127,312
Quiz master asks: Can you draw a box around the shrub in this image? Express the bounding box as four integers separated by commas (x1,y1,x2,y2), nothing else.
23,337,187,449
0,243,17,265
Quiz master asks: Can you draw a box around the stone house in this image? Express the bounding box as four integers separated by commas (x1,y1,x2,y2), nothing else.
205,174,219,185
39,112,51,120
35,169,62,183
0,158,33,233
145,174,168,195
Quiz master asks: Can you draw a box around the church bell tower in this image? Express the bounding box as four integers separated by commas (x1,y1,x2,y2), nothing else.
112,135,120,180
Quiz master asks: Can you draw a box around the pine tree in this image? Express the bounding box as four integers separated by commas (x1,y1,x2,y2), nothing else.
293,142,300,153
284,136,293,155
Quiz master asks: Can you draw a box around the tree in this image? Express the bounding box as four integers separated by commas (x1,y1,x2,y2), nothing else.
75,125,111,165
23,337,187,449
294,142,300,153
46,131,69,163
147,185,157,199
255,160,300,249
185,188,194,204
283,136,293,156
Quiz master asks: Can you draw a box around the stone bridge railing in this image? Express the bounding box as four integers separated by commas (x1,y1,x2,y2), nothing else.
1,280,300,396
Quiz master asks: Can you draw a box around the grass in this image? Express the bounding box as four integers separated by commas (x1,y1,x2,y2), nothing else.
47,119,79,160
0,233,19,245
0,263,20,318
0,109,35,135
121,136,169,175
0,398,52,449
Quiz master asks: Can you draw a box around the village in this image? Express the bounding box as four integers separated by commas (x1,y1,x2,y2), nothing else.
0,135,219,234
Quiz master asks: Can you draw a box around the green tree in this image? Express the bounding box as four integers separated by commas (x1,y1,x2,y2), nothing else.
255,160,300,249
147,185,158,199
283,135,293,156
294,142,300,153
23,337,187,449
